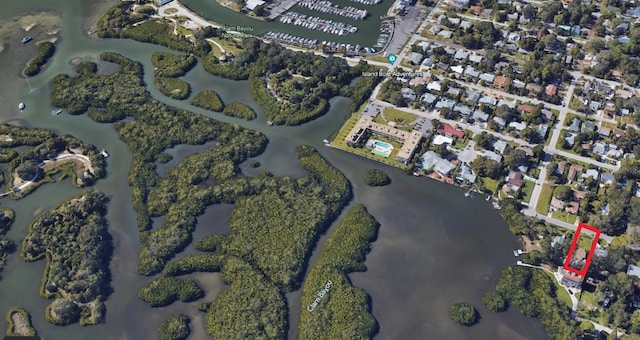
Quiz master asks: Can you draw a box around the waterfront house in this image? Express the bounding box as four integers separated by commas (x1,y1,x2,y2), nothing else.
457,164,476,183
420,151,455,176
506,170,523,189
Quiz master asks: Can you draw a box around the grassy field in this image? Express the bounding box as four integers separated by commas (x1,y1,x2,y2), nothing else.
483,177,501,194
163,8,178,15
547,272,573,309
578,235,595,250
365,55,390,63
536,184,553,215
331,113,409,169
521,179,535,203
380,107,418,124
176,25,192,36
552,210,577,224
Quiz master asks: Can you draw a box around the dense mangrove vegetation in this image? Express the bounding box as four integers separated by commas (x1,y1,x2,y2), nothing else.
490,266,579,338
155,77,190,100
222,102,256,120
5,307,37,336
138,277,203,307
159,314,190,340
96,2,383,125
0,209,15,278
21,190,112,326
363,168,391,186
151,51,196,78
299,204,379,340
24,41,56,77
190,90,224,112
449,302,478,326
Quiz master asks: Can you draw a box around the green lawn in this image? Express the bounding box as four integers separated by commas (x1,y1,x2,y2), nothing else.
552,210,577,224
482,177,501,194
521,179,535,203
163,8,178,15
452,137,469,149
176,25,192,36
578,235,594,250
536,184,553,215
547,272,573,309
373,107,418,132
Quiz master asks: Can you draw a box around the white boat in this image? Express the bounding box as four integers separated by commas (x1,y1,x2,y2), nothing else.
52,109,62,115
323,139,329,144
486,195,491,201
18,103,25,110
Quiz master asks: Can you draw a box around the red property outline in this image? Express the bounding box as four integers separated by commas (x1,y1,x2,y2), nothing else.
562,223,601,277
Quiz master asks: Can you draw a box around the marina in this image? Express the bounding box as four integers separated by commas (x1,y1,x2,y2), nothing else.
277,11,357,36
347,0,382,4
297,0,369,20
264,31,319,49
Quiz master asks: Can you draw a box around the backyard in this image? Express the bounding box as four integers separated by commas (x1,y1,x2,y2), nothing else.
536,184,553,215
521,179,535,203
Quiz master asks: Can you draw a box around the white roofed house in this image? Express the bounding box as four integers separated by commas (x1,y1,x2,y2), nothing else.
408,52,424,65
401,88,417,102
492,139,508,154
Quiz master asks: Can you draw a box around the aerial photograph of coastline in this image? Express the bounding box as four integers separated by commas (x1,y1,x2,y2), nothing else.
2,0,640,339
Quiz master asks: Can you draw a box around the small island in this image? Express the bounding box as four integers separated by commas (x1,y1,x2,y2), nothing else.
5,307,37,337
21,189,112,326
363,168,391,187
151,51,196,100
0,209,15,277
24,41,56,77
159,314,190,340
190,89,224,112
138,277,203,307
449,302,478,326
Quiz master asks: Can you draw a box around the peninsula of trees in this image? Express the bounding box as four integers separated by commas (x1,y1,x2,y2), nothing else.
21,189,112,326
299,204,379,339
0,209,15,279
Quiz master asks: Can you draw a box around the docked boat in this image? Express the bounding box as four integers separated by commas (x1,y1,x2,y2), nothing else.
52,109,62,115
18,103,25,110
266,121,273,126
21,36,32,44
323,139,329,144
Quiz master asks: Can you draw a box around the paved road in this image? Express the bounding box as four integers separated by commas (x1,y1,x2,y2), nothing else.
523,163,547,216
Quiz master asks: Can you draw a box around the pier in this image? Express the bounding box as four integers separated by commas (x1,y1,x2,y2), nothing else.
298,0,368,20
264,31,319,49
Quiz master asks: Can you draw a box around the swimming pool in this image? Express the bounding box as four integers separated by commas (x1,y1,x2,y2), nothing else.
373,140,393,149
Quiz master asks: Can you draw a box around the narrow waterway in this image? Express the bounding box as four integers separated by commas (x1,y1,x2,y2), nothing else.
0,1,549,339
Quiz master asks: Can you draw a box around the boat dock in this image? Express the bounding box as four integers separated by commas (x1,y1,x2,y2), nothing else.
278,12,357,36
298,0,368,20
264,32,318,49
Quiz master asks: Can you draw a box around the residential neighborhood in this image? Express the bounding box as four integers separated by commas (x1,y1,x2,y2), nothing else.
330,0,640,336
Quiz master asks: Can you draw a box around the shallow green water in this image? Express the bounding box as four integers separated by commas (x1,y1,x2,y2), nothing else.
0,1,549,339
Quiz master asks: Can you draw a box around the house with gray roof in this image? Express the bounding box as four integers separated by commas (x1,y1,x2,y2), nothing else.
435,98,455,109
582,168,600,180
454,50,469,60
465,90,480,103
484,150,502,163
537,124,549,139
464,66,479,78
493,140,508,154
479,73,495,83
457,164,477,183
497,99,516,109
493,116,506,128
421,93,438,107
468,54,483,63
513,79,526,89
453,103,472,116
479,96,497,106
446,87,462,98
568,118,581,132
509,121,527,131
593,142,606,155
401,88,417,102
582,121,597,133
472,110,489,122
408,52,424,65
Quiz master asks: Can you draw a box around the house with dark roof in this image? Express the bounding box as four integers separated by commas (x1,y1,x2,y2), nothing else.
581,121,596,133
